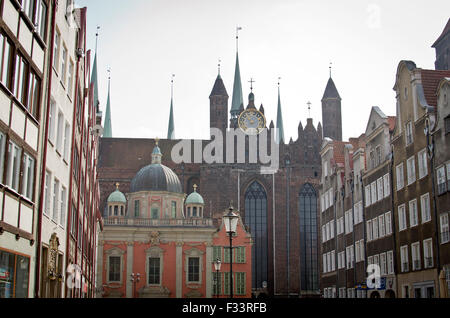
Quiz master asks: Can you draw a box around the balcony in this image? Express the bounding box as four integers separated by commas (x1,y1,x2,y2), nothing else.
104,217,214,228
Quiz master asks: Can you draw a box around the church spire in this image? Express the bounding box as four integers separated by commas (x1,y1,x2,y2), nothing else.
230,27,244,118
103,69,113,138
91,26,100,112
167,74,175,140
276,78,285,144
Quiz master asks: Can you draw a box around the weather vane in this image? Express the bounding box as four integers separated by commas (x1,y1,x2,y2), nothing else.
236,26,242,52
307,101,312,118
249,78,255,92
218,59,221,75
329,62,332,78
171,74,175,98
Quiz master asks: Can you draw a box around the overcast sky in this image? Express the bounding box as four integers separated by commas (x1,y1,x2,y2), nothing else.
76,0,449,142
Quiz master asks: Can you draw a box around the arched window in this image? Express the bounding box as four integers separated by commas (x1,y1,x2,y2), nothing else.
244,181,268,290
299,183,319,292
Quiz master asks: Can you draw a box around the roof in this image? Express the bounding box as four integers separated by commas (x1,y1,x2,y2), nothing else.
230,53,244,114
432,18,450,47
107,189,126,203
420,69,450,107
322,77,341,100
210,74,228,97
167,98,175,140
276,87,285,144
103,79,112,138
185,190,205,205
130,163,182,193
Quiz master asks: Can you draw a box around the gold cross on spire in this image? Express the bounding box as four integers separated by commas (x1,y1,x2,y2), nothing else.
115,182,120,190
193,184,198,192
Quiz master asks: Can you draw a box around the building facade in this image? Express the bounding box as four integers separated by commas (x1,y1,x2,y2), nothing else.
97,143,252,298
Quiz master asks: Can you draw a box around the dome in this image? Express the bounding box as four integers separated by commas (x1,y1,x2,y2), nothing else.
185,185,204,205
130,163,182,193
107,186,127,203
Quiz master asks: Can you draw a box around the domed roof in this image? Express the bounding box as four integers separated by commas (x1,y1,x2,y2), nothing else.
129,142,182,194
185,185,204,205
107,184,127,203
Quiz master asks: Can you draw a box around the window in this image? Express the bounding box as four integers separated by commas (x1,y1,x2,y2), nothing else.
418,149,428,179
423,239,433,269
421,193,431,223
213,246,222,262
48,100,56,143
171,201,177,218
6,140,22,192
0,34,13,88
396,163,404,191
372,217,379,240
411,242,421,271
365,186,371,207
387,251,394,274
27,71,40,118
405,121,413,145
60,186,67,227
376,146,382,167
383,174,390,198
437,166,447,195
355,241,361,263
441,213,450,244
67,60,74,97
224,272,231,295
63,122,70,162
322,225,326,242
44,170,51,215
21,153,35,200
371,182,377,204
235,247,246,263
134,200,140,217
380,253,387,275
56,111,64,153
327,252,331,273
409,199,418,227
446,117,450,134
346,246,354,269
407,156,416,185
53,30,60,72
148,257,160,285
377,178,383,201
323,254,327,273
108,256,121,282
236,272,246,295
367,220,373,241
345,210,353,234
359,240,365,262
0,132,5,183
398,204,407,231
331,250,335,271
52,179,59,222
61,45,68,85
14,54,28,105
379,215,386,237
385,211,392,235
326,222,330,241
188,257,200,282
36,0,47,39
151,207,159,219
0,250,30,298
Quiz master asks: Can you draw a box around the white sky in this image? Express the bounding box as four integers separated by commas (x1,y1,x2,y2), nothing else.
76,0,449,142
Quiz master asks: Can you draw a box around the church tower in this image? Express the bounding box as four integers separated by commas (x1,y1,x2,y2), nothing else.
432,18,450,70
321,70,342,141
209,66,228,135
103,71,113,138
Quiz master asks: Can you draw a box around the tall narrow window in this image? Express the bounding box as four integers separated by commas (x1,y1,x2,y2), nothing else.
44,171,51,215
21,153,35,201
436,166,447,195
63,122,70,162
56,111,64,153
411,242,421,270
148,257,160,285
407,156,416,185
52,178,59,222
421,193,431,223
48,100,56,143
405,121,413,145
36,0,47,40
171,201,176,218
409,199,418,227
0,34,13,88
67,60,74,97
60,186,67,227
423,239,433,269
27,71,40,118
396,163,404,190
61,45,68,85
441,213,450,244
14,54,28,105
418,149,428,179
188,257,200,282
108,256,121,282
245,181,268,290
53,30,60,72
134,200,140,217
6,140,22,191
398,204,407,231
0,132,5,184
383,174,390,198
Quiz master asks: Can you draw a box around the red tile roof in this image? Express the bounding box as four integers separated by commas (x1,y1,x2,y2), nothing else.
420,69,450,107
432,18,450,47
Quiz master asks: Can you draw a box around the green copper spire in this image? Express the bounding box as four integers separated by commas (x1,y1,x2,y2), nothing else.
276,80,285,144
103,71,112,138
167,75,175,140
230,52,244,116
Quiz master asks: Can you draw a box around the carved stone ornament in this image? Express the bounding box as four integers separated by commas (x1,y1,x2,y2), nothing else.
149,231,160,245
48,233,60,280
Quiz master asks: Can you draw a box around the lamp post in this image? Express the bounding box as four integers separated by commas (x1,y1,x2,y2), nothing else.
130,273,140,298
223,204,239,298
214,258,222,298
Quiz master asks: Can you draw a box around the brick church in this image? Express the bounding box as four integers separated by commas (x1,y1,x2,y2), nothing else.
97,43,343,297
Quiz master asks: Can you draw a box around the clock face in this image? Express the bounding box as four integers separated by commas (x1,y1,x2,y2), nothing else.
238,109,266,135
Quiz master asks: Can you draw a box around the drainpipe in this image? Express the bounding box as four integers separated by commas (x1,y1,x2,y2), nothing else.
35,0,57,298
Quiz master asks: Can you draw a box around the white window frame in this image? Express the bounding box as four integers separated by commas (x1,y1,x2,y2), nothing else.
409,199,419,227
21,152,35,201
411,242,421,271
398,204,407,231
418,148,428,179
385,211,392,235
407,156,416,186
383,173,390,198
423,238,433,269
440,213,450,244
377,177,383,201
421,193,431,223
387,251,394,274
379,214,386,238
6,140,22,192
396,163,404,191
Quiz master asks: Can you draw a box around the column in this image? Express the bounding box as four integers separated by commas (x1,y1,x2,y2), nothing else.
176,242,183,298
126,242,134,298
96,241,103,297
205,243,213,298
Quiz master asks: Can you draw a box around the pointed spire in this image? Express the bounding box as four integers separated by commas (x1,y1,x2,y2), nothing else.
276,78,285,144
210,61,228,97
103,69,113,138
168,74,175,140
230,27,244,117
322,64,341,100
91,26,100,112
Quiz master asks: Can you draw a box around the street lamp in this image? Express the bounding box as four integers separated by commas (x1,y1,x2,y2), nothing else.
223,203,239,298
130,273,140,298
214,258,222,298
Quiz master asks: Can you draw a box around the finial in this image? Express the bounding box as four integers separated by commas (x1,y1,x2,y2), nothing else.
307,101,312,118
193,184,198,192
329,62,332,78
155,137,159,146
95,25,100,52
278,77,281,88
115,182,120,190
107,67,111,81
171,74,175,99
218,59,221,76
249,78,255,92
236,26,242,53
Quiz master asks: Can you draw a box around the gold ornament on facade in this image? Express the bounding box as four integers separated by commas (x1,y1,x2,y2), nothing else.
149,231,160,245
48,233,60,280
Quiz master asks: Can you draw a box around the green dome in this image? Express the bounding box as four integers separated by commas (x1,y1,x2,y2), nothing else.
185,187,204,205
107,189,126,203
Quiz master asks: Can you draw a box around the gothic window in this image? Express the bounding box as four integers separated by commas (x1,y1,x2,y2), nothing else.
299,183,319,292
244,181,268,290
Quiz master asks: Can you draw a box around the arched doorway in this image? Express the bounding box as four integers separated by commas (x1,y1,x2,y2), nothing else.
385,289,396,298
244,181,268,290
370,291,381,298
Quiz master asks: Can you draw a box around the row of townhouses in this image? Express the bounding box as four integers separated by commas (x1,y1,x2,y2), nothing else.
0,0,103,298
319,18,450,298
